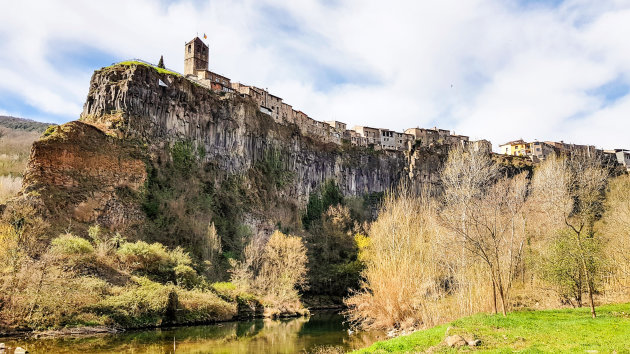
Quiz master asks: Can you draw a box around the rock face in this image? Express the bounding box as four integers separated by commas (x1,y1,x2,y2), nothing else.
23,121,147,231
80,63,435,200
18,63,448,236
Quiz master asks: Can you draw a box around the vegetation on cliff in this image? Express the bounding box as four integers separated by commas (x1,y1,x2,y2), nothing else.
114,60,181,76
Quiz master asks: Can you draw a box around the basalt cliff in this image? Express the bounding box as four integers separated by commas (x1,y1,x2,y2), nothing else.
12,63,447,246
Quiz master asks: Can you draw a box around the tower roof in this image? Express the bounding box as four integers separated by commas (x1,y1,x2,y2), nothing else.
186,37,205,46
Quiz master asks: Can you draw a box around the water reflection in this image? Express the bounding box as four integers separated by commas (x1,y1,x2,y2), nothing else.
2,311,385,353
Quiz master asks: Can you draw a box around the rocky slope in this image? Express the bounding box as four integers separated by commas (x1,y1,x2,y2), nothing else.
13,62,447,240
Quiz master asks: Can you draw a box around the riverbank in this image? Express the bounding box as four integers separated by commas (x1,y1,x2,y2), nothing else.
353,303,630,353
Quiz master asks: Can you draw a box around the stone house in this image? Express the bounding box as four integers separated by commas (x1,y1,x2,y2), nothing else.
528,141,556,162
446,134,469,147
544,141,597,157
325,121,347,133
404,128,439,146
379,129,396,150
280,102,293,123
353,126,381,146
394,132,414,151
347,130,367,146
435,128,451,142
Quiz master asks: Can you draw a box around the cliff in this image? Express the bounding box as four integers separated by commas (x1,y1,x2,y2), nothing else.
14,62,447,247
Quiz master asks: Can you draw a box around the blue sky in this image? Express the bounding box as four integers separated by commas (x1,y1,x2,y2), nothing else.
0,0,629,149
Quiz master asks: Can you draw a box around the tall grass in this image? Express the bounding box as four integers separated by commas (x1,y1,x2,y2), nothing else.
345,189,490,330
345,187,497,331
0,175,22,203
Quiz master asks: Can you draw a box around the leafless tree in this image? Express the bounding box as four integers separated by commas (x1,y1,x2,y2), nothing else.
531,154,607,318
440,145,529,316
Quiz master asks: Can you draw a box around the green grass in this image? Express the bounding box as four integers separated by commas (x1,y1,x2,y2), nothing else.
112,60,181,76
354,303,630,353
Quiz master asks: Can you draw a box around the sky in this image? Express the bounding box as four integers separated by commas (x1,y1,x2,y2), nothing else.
0,0,629,150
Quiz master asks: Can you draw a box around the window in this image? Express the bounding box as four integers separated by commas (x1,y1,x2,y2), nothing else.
188,45,191,53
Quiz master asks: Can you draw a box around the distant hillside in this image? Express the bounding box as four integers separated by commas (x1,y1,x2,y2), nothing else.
0,116,52,133
0,116,56,180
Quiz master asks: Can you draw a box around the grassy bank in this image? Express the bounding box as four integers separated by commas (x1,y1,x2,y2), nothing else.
354,303,630,353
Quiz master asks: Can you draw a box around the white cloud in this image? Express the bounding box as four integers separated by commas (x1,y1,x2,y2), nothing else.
0,0,628,149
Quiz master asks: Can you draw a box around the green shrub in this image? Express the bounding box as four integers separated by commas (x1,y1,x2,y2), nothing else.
117,241,198,284
117,241,171,273
174,264,199,289
50,233,94,256
176,289,237,323
90,277,236,327
169,246,193,267
211,281,238,301
90,277,176,328
171,140,196,177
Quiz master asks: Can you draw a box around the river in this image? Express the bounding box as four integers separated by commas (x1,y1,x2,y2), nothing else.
0,311,385,353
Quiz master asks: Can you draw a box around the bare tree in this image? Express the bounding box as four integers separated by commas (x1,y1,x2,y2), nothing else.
531,154,607,318
440,145,529,316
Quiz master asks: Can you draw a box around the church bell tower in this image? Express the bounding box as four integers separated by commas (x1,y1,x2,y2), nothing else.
184,37,209,76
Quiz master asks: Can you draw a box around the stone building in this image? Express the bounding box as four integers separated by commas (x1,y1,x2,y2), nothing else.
615,150,630,171
446,134,469,147
280,102,293,123
347,130,367,146
395,132,414,151
353,126,381,146
379,129,396,150
528,141,556,162
325,121,347,132
184,37,232,92
184,37,208,76
404,127,439,146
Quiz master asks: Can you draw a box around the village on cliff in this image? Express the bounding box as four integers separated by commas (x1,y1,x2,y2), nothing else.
150,37,630,170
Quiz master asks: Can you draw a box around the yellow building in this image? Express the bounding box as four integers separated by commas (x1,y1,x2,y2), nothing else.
499,139,529,156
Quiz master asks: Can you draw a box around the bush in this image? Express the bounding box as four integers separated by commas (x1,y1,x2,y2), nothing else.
174,264,199,289
176,288,237,323
90,277,177,327
212,281,238,300
231,230,307,309
117,241,171,273
50,233,94,256
345,192,444,330
90,277,235,328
